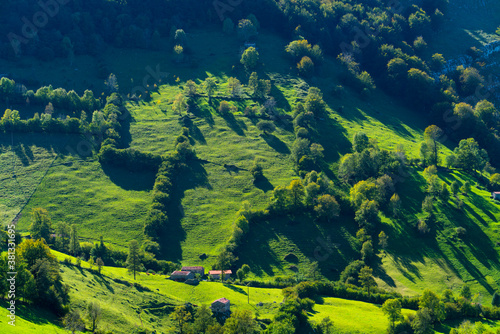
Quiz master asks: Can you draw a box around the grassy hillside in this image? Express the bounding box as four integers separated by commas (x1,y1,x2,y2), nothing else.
51,250,284,329
309,297,416,334
310,297,500,334
61,263,180,333
0,301,65,334
378,169,500,299
14,154,154,249
7,26,497,293
0,133,60,224
121,28,443,272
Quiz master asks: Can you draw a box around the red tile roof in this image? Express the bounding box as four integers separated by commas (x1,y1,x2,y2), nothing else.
171,271,192,276
213,298,230,304
209,270,232,275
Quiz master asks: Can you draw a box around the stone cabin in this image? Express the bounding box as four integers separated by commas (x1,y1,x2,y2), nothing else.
181,266,205,276
492,192,500,200
170,271,194,282
211,298,230,313
209,270,232,280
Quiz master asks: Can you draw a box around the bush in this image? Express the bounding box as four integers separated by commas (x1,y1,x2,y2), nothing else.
297,56,314,76
219,101,231,115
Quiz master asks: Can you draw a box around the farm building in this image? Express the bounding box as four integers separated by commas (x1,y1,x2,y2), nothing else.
211,298,230,313
209,270,232,280
170,271,194,282
493,192,500,200
181,266,205,275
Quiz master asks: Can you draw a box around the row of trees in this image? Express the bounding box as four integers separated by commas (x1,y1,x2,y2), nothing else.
143,128,197,240
339,132,407,184
269,172,343,222
0,78,100,113
177,72,272,112
171,304,259,334
0,93,120,143
382,286,500,334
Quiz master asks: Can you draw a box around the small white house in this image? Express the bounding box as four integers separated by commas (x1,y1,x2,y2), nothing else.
492,192,500,200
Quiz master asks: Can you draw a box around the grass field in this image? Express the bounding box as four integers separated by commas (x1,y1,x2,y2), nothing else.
14,154,154,250
377,168,500,300
121,27,442,273
51,250,284,329
61,263,180,333
0,133,58,225
0,300,65,334
310,297,500,334
309,297,416,334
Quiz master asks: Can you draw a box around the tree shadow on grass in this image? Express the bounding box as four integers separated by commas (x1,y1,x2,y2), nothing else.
12,144,31,166
0,300,59,326
71,265,88,277
448,242,495,294
236,220,284,277
120,110,133,148
261,133,290,154
313,111,351,163
193,102,215,127
189,122,207,145
372,253,397,288
224,283,248,295
101,164,156,191
94,273,115,293
441,202,500,274
180,117,207,145
468,191,498,223
158,159,211,262
222,113,246,136
254,176,274,193
269,81,292,112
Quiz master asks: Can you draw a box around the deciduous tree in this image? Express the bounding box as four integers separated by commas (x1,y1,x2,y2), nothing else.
358,266,376,295
412,308,433,334
171,305,192,334
87,302,101,332
423,125,443,166
223,309,259,334
454,138,489,173
127,240,142,280
64,309,85,334
382,299,403,331
193,304,216,333
314,194,340,222
241,47,259,70
96,257,104,274
69,224,81,256
29,208,52,242
256,120,276,135
378,231,388,250
204,77,217,103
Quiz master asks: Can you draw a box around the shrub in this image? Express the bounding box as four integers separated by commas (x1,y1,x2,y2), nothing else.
297,56,314,76
219,101,231,115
